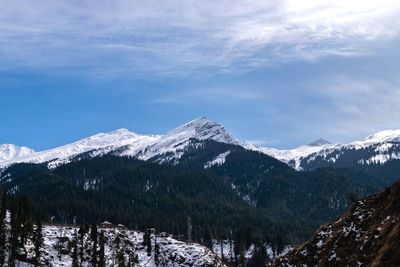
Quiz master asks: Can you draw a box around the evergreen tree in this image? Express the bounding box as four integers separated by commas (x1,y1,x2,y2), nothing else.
0,191,7,265
154,235,160,267
78,225,87,265
72,230,79,267
187,216,192,243
117,249,126,267
8,201,19,267
98,231,105,267
143,228,152,256
90,224,98,267
33,215,43,266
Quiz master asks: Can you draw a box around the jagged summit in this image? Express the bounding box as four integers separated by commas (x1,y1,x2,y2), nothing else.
166,117,239,145
308,138,331,146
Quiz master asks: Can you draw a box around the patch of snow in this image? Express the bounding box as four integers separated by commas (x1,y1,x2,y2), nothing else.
204,151,231,169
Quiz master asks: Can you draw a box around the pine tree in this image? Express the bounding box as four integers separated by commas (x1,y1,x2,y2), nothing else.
33,215,43,266
90,224,98,267
98,231,105,267
144,228,152,256
78,225,86,265
154,234,160,267
187,216,192,243
117,249,126,267
72,230,79,267
9,201,19,267
0,191,7,265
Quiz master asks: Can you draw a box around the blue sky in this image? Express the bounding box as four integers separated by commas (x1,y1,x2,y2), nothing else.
1,0,400,150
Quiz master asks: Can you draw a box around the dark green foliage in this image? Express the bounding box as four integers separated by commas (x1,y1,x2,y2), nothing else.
1,156,293,244
78,225,88,264
0,190,7,265
145,228,152,256
154,237,160,266
98,231,105,267
0,194,40,266
247,244,268,267
33,215,43,266
90,224,98,267
117,249,126,267
72,230,79,267
179,140,381,239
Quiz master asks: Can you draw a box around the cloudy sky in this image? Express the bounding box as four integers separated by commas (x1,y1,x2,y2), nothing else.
1,0,400,149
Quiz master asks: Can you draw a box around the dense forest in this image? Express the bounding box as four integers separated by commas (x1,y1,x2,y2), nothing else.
0,189,44,266
0,156,297,258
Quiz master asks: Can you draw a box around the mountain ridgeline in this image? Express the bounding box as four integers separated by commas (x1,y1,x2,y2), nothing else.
1,117,400,266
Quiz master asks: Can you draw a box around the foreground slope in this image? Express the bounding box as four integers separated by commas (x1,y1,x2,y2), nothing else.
4,222,225,267
271,179,400,266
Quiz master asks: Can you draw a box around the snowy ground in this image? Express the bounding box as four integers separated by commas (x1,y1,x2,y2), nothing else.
212,240,292,262
6,222,225,267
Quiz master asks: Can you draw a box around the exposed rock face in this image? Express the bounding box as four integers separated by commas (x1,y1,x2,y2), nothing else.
271,180,400,267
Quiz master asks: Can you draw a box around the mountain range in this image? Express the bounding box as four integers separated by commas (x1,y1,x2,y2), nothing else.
1,117,400,266
2,117,400,176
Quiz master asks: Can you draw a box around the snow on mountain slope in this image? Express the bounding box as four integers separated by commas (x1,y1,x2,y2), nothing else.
0,144,34,162
204,151,231,169
260,143,338,170
262,129,400,170
0,117,252,169
1,213,225,267
2,118,400,171
123,117,252,164
0,129,158,169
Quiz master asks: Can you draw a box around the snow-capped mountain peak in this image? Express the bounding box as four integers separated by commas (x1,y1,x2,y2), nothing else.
308,138,331,146
165,117,240,145
0,117,246,168
125,117,247,163
0,144,34,162
3,118,400,172
0,129,158,169
363,129,400,144
264,128,400,170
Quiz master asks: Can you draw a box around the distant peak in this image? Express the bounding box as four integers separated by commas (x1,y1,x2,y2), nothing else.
0,144,35,162
308,138,331,146
108,128,131,135
186,116,213,126
166,117,241,145
170,117,218,132
365,129,400,142
0,143,34,152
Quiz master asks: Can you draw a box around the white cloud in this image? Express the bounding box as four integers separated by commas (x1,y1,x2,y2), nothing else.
0,0,399,76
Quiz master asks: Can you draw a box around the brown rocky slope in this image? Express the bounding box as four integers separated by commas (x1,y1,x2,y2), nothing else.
270,180,400,266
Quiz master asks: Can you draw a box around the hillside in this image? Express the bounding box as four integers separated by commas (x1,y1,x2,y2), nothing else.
1,217,225,267
271,180,400,266
176,140,380,231
0,156,298,250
